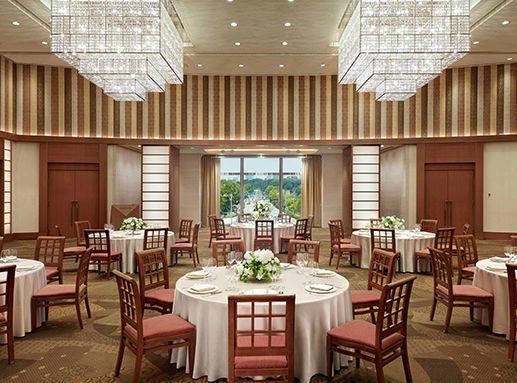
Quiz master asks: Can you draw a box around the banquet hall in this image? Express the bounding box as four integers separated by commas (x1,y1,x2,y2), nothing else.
1,1,517,382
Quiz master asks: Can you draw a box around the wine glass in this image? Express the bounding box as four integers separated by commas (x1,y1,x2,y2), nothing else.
202,258,216,280
413,223,421,232
234,251,244,265
227,251,236,268
296,253,308,273
504,245,513,258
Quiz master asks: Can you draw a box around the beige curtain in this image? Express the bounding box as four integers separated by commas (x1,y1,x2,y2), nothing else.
201,155,220,227
301,155,322,227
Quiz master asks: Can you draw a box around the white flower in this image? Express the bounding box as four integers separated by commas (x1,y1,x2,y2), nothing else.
238,249,281,282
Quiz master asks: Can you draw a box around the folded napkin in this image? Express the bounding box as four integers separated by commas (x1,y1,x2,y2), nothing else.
486,264,507,271
489,256,510,263
16,265,35,271
309,283,334,292
188,270,209,278
315,270,335,277
190,284,216,293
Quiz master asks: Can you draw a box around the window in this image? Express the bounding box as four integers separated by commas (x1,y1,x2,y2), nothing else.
351,146,380,229
4,140,11,235
220,157,302,220
141,146,170,227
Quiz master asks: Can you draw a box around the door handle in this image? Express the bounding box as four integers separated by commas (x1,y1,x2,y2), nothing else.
74,200,79,222
444,200,452,226
70,200,75,226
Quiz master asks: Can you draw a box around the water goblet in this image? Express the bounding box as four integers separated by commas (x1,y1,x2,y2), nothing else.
0,249,6,263
413,223,421,232
202,258,216,280
296,253,308,271
227,251,236,268
504,245,513,258
234,251,244,265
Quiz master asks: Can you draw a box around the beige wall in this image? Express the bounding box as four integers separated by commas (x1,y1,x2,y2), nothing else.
179,153,202,224
107,145,142,224
12,142,39,233
484,142,517,233
321,153,344,226
380,145,417,228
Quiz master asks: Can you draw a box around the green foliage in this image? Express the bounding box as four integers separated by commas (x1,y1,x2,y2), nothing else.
220,179,240,216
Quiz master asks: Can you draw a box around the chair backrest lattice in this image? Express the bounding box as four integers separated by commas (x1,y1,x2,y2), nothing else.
255,220,274,238
178,219,193,241
137,248,170,297
287,240,320,263
434,227,456,252
143,228,168,251
420,219,438,233
368,248,397,291
34,236,65,270
370,228,396,253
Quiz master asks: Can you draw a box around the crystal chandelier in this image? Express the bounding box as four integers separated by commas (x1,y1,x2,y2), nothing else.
338,0,470,101
51,0,183,102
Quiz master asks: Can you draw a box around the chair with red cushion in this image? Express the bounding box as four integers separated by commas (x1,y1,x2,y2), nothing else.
328,222,361,269
506,263,517,361
277,213,292,223
171,223,201,267
214,218,241,241
287,239,320,264
136,248,174,314
0,264,16,364
55,225,85,262
175,219,193,244
328,219,351,244
113,270,196,383
212,239,245,266
75,220,91,248
84,229,122,279
420,219,438,233
31,247,93,331
254,220,274,251
511,236,517,247
414,227,455,273
208,214,218,248
327,276,417,383
34,236,65,284
280,218,308,253
305,215,314,240
429,246,494,333
142,227,168,268
370,228,401,271
228,294,295,383
351,248,397,323
455,234,478,285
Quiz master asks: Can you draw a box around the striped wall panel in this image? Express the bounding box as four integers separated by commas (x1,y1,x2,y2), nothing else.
1,56,516,141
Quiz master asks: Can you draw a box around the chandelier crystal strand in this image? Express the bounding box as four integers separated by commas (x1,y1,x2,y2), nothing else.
338,0,470,102
51,0,183,102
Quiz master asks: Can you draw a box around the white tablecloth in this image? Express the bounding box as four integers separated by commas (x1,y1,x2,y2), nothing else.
110,230,175,273
350,229,435,272
0,259,46,344
473,258,510,336
229,222,294,253
171,266,352,383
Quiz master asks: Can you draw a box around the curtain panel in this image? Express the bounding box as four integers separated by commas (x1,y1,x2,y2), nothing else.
302,155,322,227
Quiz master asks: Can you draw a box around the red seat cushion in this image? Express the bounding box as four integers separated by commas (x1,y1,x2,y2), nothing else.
415,248,430,257
45,268,59,278
145,288,175,306
91,251,122,260
328,319,404,350
174,238,189,244
64,246,85,254
125,313,194,341
171,243,193,250
351,289,381,306
0,313,5,322
461,266,476,274
437,284,493,299
33,284,85,298
256,237,273,242
340,238,351,244
235,355,287,370
336,244,361,252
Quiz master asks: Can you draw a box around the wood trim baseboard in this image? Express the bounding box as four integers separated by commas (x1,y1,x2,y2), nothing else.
482,232,515,240
11,232,39,240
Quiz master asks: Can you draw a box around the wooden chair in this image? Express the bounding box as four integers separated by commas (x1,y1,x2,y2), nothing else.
429,247,494,333
31,247,93,331
171,223,201,267
305,215,314,240
0,264,16,364
142,227,168,267
55,225,85,262
511,235,517,247
328,222,361,269
113,270,196,383
327,276,417,383
208,214,218,248
455,234,478,285
175,219,193,244
462,223,472,235
414,227,455,273
351,248,397,323
34,236,65,284
506,263,517,361
420,219,438,233
277,213,292,223
75,220,91,247
84,229,122,279
254,220,274,251
212,239,245,266
214,218,241,241
237,213,252,223
280,218,308,253
369,218,382,228
328,219,351,244
370,228,401,271
228,294,295,383
136,248,174,314
287,239,320,264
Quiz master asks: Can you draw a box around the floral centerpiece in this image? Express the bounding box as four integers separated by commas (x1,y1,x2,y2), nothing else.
237,249,281,282
120,217,147,232
253,200,272,220
380,215,405,230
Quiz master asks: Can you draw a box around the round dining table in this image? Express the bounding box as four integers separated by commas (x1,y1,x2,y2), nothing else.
0,259,46,344
109,230,175,273
229,222,294,253
171,266,352,383
473,257,511,336
350,229,435,272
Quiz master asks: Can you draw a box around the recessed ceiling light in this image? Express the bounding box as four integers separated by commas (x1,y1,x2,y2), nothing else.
197,63,203,67
282,41,288,46
472,41,480,45
321,63,326,67
507,57,513,61
227,0,233,2
239,64,244,68
284,22,292,27
41,41,48,45
12,21,20,26
230,22,237,27
234,41,241,46
279,64,285,68
288,0,294,2
502,20,510,25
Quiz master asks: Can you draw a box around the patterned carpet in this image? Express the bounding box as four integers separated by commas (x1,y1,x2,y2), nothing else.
1,228,516,383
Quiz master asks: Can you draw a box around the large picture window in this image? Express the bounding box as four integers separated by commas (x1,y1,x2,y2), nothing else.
220,157,302,220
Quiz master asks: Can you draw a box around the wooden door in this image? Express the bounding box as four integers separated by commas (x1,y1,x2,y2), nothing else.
48,163,99,237
424,163,475,232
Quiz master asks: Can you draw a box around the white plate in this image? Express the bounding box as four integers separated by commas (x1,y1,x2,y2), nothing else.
305,284,336,294
16,265,36,272
485,263,507,271
187,284,219,294
314,270,337,278
489,256,509,263
185,271,210,279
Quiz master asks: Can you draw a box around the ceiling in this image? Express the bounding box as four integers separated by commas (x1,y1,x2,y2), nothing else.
1,0,516,76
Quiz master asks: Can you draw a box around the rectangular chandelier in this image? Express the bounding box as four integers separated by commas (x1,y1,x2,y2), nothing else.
51,0,183,102
338,0,470,101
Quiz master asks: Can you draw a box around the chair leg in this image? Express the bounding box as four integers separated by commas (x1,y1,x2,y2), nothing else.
84,295,92,318
132,348,144,383
401,344,413,383
469,302,474,321
7,321,14,364
75,300,84,329
114,339,125,377
369,306,376,324
444,304,454,333
509,319,516,361
188,334,196,378
106,261,111,280
375,358,385,383
429,296,437,321
335,254,341,270
326,336,333,383
488,299,494,332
